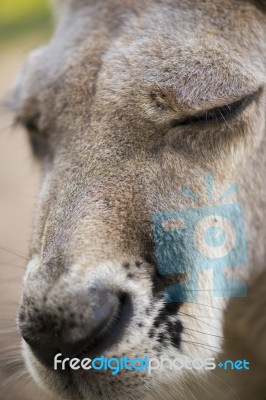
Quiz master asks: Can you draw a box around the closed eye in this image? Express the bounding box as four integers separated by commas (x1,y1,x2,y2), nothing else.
16,114,50,159
172,92,257,128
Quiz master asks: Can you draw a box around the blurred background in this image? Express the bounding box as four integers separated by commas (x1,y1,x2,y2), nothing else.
0,1,53,398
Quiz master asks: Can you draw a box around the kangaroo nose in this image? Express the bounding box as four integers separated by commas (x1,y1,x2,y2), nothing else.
19,290,131,368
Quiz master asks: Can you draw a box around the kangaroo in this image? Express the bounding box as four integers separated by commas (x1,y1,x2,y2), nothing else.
6,0,266,399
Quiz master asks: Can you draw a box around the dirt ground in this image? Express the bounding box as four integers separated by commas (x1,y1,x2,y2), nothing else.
0,35,52,400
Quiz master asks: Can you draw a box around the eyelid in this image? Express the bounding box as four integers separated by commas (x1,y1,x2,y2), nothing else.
171,91,259,128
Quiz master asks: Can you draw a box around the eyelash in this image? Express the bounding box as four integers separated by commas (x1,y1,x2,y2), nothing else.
171,95,254,128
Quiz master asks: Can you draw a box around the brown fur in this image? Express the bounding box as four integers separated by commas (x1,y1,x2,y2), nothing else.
7,0,266,399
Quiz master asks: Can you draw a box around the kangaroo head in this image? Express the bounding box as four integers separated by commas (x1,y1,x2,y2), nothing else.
7,0,266,399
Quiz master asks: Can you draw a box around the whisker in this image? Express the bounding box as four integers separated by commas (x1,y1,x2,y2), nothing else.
184,301,224,312
178,311,223,331
181,340,222,355
179,378,198,400
181,338,222,351
0,247,28,260
0,123,14,135
183,329,226,342
1,369,30,389
0,355,24,369
0,328,18,335
184,327,243,341
209,370,241,400
190,372,221,399
0,348,22,357
0,262,24,269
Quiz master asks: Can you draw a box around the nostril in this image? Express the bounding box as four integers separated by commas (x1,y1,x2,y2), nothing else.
60,291,119,358
62,292,132,359
79,292,132,357
20,291,133,367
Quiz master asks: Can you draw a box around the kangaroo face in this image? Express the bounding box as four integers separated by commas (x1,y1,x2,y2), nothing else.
8,0,266,399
